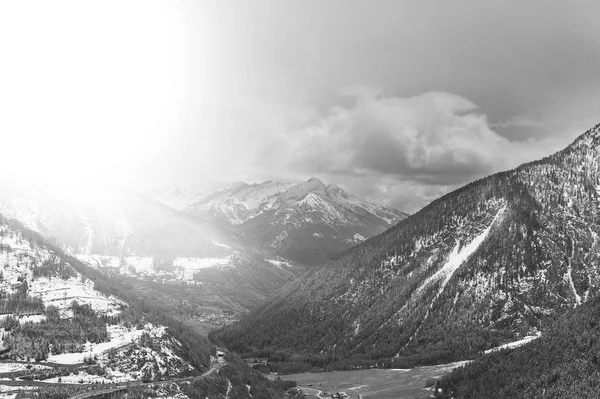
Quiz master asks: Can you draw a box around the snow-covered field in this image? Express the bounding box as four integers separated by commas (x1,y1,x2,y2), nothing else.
0,363,52,373
29,276,124,318
78,253,234,282
173,257,233,280
45,324,148,364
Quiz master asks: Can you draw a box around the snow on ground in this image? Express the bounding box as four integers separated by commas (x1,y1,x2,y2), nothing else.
78,253,234,282
267,259,292,269
0,384,37,393
400,207,507,349
414,207,506,299
345,233,366,243
484,332,541,354
43,324,194,383
0,363,53,373
80,254,121,270
28,276,124,317
102,338,195,382
173,256,233,280
46,324,150,364
43,371,112,384
18,314,46,324
0,314,47,325
122,256,155,275
0,229,124,318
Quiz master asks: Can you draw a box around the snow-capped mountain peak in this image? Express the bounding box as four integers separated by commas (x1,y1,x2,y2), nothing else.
274,177,328,208
186,177,408,264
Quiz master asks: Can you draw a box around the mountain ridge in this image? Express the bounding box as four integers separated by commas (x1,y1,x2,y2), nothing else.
214,122,600,369
187,178,408,264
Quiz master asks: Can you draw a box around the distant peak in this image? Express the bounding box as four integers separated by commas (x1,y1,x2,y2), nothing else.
302,177,326,194
231,181,248,189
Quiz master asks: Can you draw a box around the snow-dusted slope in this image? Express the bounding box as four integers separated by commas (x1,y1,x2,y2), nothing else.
0,178,303,321
144,186,199,210
217,122,600,365
0,222,197,383
238,177,408,264
186,181,297,226
188,178,408,264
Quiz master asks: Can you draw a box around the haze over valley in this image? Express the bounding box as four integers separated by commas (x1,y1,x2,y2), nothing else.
1,0,600,398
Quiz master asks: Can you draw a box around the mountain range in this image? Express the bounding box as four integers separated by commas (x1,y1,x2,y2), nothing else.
214,123,600,370
0,175,405,330
0,214,284,397
185,178,408,264
0,179,302,322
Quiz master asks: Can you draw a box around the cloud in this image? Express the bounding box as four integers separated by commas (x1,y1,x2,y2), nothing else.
278,90,511,185
258,88,583,212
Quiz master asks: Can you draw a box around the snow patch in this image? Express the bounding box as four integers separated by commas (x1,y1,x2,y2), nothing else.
401,207,506,347
29,276,124,317
484,332,541,354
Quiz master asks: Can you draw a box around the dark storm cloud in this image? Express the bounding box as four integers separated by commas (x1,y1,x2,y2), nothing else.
283,90,536,185
257,88,585,212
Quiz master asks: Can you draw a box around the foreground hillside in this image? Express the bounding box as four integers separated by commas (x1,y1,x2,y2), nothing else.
435,295,600,398
214,123,600,370
187,178,408,264
0,214,286,398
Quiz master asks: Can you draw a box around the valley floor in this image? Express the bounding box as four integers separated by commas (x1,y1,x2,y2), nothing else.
281,334,540,399
284,361,467,399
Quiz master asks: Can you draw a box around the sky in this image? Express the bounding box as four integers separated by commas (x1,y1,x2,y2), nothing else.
1,0,599,212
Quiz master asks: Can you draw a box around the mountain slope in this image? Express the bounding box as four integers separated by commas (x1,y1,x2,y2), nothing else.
188,178,408,265
144,186,199,210
0,214,285,398
214,123,600,367
186,180,297,226
435,295,600,398
0,181,304,324
0,216,198,380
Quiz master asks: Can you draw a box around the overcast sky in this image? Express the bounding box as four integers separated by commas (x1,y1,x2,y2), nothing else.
1,0,600,212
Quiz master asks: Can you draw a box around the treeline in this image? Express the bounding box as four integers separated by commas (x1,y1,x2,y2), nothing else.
3,303,110,361
32,256,76,280
434,296,600,398
0,280,45,314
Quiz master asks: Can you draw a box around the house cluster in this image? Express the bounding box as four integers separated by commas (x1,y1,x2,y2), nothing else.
329,393,348,399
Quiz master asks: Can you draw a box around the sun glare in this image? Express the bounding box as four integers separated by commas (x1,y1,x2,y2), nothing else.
0,0,186,187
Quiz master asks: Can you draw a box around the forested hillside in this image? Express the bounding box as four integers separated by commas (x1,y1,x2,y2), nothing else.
214,123,600,370
0,213,285,398
434,295,600,398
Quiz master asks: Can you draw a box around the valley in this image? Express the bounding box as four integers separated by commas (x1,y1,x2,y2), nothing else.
184,178,408,265
0,214,289,398
5,1,594,397
215,123,600,382
281,333,541,399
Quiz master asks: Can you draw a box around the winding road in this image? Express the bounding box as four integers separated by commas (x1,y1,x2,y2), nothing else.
66,362,223,399
0,361,224,399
